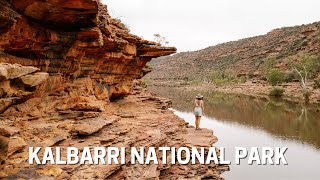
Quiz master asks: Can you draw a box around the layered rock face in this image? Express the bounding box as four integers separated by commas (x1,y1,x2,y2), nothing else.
0,63,48,113
0,0,228,179
0,0,176,100
0,88,228,179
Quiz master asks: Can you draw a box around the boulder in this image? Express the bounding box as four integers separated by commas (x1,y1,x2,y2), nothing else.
0,63,48,114
19,72,49,87
0,63,39,80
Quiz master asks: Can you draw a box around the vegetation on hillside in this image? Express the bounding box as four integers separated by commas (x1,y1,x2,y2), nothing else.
314,77,320,89
267,69,285,86
147,22,320,103
205,69,245,86
260,53,320,102
148,22,320,84
269,87,285,97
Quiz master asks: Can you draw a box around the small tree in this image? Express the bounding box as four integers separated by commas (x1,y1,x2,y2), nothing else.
287,53,320,103
262,56,277,75
154,34,169,46
267,69,285,86
288,53,320,103
292,66,311,103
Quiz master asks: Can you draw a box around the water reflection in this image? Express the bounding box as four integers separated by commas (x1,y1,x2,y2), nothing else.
173,110,320,180
148,86,320,149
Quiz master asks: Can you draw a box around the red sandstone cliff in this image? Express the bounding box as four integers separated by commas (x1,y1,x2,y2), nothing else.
0,0,228,179
0,0,176,100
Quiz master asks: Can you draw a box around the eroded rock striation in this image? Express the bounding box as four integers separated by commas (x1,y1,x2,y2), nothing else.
0,89,229,179
0,0,176,100
0,0,228,179
0,63,48,113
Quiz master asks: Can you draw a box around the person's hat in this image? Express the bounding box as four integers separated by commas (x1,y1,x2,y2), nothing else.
196,94,203,99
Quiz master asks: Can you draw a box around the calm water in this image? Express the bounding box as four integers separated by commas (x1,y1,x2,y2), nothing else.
148,86,320,180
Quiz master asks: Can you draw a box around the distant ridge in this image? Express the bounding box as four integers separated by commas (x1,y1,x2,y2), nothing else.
147,21,320,81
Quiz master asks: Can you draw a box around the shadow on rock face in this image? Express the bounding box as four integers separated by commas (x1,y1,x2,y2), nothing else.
0,136,9,164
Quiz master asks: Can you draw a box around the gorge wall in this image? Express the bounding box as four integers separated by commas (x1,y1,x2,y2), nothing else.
0,0,176,104
0,1,232,179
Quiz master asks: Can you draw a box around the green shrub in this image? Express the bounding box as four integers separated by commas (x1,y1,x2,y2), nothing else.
285,53,320,79
269,87,285,97
143,77,152,86
185,75,197,82
113,18,130,31
267,69,285,86
207,70,223,80
284,71,296,83
314,78,320,89
240,76,247,83
190,80,202,86
247,70,255,79
262,56,277,75
207,70,240,86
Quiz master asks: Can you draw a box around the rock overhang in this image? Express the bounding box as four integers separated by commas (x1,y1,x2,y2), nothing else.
0,0,177,99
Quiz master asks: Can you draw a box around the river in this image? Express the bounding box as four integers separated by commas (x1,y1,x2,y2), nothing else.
148,86,320,180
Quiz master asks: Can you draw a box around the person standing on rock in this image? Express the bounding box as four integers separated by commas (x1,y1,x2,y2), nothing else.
194,94,204,130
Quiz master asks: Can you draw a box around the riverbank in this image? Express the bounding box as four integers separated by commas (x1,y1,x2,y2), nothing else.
0,88,228,179
148,86,320,149
147,86,320,179
170,109,320,180
149,80,320,104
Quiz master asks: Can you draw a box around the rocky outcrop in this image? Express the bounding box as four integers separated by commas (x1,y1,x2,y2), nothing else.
0,63,48,113
0,0,229,179
0,88,228,179
0,0,176,100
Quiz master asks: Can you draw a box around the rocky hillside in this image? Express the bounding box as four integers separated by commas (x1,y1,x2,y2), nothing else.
0,0,229,179
148,22,320,82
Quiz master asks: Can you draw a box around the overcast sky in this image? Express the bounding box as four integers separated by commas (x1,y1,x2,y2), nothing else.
102,0,320,52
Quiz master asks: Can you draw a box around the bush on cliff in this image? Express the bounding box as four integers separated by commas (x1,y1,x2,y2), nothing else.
267,69,285,86
154,34,170,46
143,77,152,86
112,18,130,31
269,87,285,97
